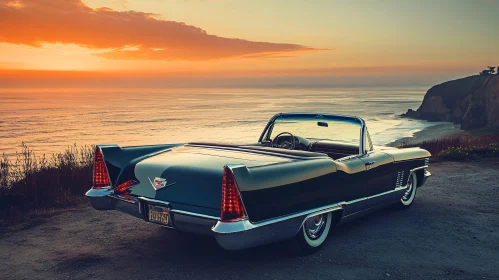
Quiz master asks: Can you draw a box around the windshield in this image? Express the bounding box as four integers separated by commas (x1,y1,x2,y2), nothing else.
265,114,362,145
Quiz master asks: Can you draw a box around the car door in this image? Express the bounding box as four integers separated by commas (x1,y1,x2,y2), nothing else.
358,151,397,209
334,156,369,216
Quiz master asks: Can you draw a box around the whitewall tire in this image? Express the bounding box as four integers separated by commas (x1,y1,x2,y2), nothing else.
395,172,418,209
290,212,333,254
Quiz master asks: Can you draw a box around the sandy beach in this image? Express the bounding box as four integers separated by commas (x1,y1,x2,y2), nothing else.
389,122,463,147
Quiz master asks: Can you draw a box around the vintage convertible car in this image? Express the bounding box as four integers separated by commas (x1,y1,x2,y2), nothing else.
86,113,431,253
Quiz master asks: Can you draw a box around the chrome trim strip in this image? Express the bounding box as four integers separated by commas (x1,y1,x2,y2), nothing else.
171,209,219,220
109,194,138,204
411,165,428,172
391,157,429,163
85,187,113,197
158,224,176,229
345,196,366,205
187,144,328,160
137,196,170,206
345,187,406,205
424,170,431,177
255,201,346,227
394,185,409,192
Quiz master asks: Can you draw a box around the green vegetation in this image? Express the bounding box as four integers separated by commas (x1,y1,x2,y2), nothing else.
400,134,499,161
0,143,93,220
437,144,499,160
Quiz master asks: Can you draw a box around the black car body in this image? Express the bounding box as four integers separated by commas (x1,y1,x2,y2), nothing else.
86,113,431,252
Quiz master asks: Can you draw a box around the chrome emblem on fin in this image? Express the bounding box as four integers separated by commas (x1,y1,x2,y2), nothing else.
149,177,176,190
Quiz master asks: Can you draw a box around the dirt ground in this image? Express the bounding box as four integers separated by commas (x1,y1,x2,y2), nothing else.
1,159,499,280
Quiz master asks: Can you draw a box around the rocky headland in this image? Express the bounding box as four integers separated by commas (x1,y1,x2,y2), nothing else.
403,74,499,130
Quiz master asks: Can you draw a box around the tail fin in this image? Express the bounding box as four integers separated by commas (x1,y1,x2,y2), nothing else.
97,144,182,188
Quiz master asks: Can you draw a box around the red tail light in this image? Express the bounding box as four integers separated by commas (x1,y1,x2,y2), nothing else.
114,180,137,194
93,147,110,189
221,166,247,222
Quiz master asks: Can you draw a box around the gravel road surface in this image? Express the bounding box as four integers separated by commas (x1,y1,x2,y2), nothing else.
1,160,498,280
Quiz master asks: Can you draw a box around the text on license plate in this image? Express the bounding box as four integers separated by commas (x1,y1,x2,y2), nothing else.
148,205,170,226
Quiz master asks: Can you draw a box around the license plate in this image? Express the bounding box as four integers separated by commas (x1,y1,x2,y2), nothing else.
148,205,170,226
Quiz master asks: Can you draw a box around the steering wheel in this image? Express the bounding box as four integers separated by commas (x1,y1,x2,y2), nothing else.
271,132,296,150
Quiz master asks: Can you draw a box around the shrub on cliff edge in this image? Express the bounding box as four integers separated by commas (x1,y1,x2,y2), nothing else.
0,143,93,220
400,134,499,161
437,144,499,160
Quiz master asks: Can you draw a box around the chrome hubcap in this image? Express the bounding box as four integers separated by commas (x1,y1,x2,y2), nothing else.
402,176,413,201
304,214,327,240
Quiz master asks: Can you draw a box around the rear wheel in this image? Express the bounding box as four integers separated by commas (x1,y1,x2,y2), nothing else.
289,212,332,254
394,172,418,210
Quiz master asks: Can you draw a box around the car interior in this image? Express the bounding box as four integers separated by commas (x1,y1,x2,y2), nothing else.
189,133,360,160
262,133,360,159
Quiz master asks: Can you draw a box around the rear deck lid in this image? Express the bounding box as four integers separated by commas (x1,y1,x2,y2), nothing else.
130,146,292,209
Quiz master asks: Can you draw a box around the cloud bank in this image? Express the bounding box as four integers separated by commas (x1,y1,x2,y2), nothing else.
0,0,321,60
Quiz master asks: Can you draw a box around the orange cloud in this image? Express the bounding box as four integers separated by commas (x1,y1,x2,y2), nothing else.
0,0,322,61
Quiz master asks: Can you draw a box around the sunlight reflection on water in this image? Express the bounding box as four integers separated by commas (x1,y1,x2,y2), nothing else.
0,87,435,156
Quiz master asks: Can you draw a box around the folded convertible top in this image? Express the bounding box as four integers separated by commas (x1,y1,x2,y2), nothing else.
187,142,328,158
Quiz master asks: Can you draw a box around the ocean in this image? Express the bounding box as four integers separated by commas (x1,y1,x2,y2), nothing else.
0,87,441,157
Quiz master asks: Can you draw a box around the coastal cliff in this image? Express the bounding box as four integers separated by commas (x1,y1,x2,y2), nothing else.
404,75,499,130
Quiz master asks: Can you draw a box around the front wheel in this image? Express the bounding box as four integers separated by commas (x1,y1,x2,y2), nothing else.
289,212,332,254
393,172,418,210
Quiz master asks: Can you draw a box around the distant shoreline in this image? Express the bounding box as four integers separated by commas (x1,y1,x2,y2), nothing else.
388,122,463,147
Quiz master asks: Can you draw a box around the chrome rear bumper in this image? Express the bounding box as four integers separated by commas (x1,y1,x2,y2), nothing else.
85,188,217,236
86,188,115,210
212,216,305,250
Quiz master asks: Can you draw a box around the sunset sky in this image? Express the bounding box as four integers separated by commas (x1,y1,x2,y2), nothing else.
1,0,498,87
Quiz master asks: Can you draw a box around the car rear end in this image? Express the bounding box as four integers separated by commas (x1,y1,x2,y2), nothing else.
85,144,295,237
87,187,219,235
